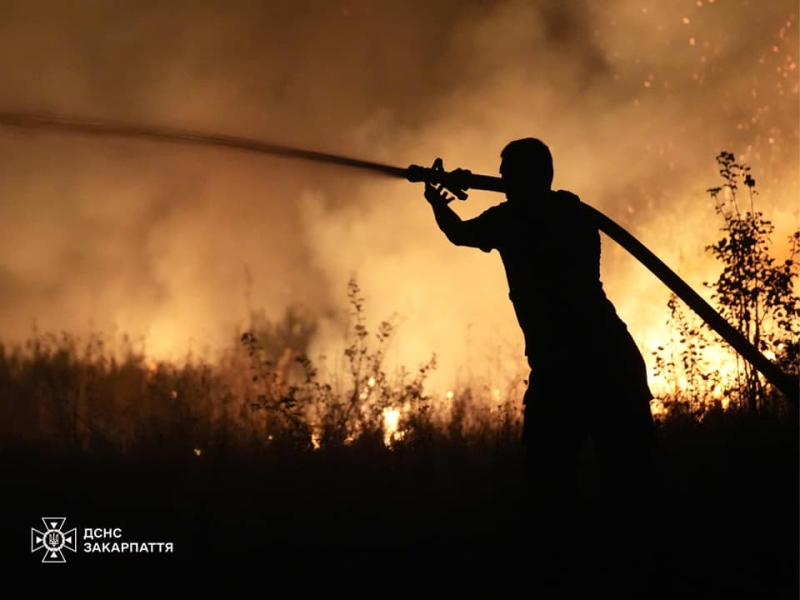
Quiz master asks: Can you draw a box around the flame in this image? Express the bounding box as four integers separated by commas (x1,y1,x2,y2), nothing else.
382,406,403,446
144,359,158,384
649,399,667,418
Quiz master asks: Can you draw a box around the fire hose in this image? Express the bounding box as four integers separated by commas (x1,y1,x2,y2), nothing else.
0,110,797,406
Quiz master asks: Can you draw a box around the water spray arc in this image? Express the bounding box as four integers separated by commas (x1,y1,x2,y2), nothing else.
0,110,796,406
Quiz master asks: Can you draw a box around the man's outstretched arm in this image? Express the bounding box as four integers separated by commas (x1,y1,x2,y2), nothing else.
429,200,492,250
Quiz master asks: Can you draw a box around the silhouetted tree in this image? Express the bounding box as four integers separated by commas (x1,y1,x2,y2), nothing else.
655,151,799,415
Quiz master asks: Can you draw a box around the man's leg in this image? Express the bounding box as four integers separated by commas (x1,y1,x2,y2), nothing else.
591,330,659,536
522,385,588,566
590,392,658,591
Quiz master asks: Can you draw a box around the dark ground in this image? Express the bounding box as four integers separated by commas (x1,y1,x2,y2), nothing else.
1,415,797,596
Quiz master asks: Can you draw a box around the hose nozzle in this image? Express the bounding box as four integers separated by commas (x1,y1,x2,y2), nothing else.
406,164,505,199
406,164,471,200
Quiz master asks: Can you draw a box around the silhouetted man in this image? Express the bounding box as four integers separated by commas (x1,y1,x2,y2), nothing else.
424,139,657,571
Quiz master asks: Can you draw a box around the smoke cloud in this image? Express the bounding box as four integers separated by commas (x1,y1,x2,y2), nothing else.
0,0,797,392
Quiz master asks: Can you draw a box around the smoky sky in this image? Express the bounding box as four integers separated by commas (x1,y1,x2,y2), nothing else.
0,0,797,390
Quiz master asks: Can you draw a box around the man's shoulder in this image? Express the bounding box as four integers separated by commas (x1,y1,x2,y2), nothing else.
552,189,582,204
551,189,592,219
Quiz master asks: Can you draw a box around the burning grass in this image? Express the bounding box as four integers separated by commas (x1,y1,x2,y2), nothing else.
0,278,530,457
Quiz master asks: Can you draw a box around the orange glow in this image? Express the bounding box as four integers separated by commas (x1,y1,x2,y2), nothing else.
0,1,795,421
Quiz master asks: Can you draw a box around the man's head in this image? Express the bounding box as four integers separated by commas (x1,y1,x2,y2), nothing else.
500,138,554,201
